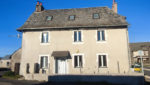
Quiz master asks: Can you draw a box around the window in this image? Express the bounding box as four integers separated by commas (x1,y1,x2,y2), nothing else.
74,55,82,68
41,32,49,43
69,15,75,20
26,63,30,74
98,55,107,67
34,63,40,73
74,31,82,42
40,56,48,69
93,13,100,19
7,62,10,66
46,16,53,21
97,30,105,41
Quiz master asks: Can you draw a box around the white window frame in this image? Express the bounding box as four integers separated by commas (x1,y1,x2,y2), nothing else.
72,53,84,68
72,30,84,44
96,53,108,68
40,31,50,45
96,29,107,43
39,55,50,69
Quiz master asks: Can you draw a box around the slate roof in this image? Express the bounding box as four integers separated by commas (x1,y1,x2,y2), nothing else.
17,7,128,31
130,42,150,51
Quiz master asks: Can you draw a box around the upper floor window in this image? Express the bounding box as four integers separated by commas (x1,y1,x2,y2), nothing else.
97,30,105,41
74,31,82,42
40,56,48,69
69,15,75,20
46,16,53,21
93,13,100,19
74,55,83,68
98,55,107,67
41,32,49,43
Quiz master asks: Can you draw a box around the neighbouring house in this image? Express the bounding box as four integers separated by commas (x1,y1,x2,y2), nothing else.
130,42,150,65
10,48,22,74
0,55,11,69
17,1,132,81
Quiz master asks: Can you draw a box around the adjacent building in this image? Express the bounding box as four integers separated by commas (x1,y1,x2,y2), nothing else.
130,42,150,64
17,1,131,81
0,55,11,69
10,48,22,74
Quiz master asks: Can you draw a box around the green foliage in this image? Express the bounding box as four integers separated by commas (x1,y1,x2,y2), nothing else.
2,71,22,79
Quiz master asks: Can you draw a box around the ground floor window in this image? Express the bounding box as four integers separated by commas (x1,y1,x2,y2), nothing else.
40,56,48,69
74,55,83,68
98,55,107,67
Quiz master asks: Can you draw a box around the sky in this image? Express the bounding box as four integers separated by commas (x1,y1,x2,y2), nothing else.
0,0,150,57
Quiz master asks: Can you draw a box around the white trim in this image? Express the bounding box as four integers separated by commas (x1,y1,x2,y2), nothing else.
96,29,107,43
40,31,50,45
96,53,108,68
38,54,50,69
72,53,85,68
72,30,84,44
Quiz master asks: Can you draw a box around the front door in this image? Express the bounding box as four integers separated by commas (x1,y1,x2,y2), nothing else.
55,58,67,74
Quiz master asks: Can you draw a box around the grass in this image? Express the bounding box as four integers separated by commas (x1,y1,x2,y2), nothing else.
2,71,22,79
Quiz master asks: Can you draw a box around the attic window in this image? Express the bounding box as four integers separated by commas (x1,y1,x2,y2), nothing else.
46,16,53,21
93,13,100,19
69,15,75,20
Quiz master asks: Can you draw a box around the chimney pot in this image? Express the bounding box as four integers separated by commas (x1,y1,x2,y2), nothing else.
40,3,42,6
37,1,40,5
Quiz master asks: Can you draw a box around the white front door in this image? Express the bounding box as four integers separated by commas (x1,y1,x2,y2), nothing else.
56,58,67,74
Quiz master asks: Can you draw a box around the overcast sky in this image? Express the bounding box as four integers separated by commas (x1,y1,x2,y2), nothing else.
0,0,150,57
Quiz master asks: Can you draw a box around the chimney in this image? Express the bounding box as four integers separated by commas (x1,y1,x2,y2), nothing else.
112,0,118,13
36,1,44,12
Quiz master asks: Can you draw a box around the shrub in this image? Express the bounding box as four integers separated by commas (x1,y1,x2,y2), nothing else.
2,71,22,79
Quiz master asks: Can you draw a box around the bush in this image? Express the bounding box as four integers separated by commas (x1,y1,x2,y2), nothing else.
2,71,22,79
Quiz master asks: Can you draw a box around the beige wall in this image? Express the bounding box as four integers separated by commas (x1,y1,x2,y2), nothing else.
20,28,130,79
0,60,11,68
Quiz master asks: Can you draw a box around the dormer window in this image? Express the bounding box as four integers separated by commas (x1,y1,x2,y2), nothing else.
93,13,100,19
69,15,75,20
46,16,53,21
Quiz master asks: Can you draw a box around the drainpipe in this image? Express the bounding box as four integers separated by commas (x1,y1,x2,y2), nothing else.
126,29,131,73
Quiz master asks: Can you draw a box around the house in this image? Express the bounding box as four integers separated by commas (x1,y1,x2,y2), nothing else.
10,48,22,74
130,42,150,65
0,55,11,69
17,1,131,81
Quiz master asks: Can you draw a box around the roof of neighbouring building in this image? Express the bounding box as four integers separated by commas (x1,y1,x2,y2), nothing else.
10,48,22,59
17,7,128,31
130,42,150,51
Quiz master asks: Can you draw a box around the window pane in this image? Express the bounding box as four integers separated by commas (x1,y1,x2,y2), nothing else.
74,31,77,42
69,15,75,20
103,55,107,67
45,56,48,68
97,31,100,41
40,57,44,68
99,55,102,67
46,16,52,21
74,56,78,67
102,30,105,41
93,13,99,19
78,31,81,41
42,32,48,43
79,56,82,67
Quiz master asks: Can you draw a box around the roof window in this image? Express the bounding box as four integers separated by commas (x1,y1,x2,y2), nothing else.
46,16,53,21
93,13,100,19
69,15,75,20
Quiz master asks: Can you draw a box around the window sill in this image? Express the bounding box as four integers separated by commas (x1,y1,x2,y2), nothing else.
74,66,83,68
73,42,84,44
40,43,50,45
96,41,106,43
99,66,108,68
